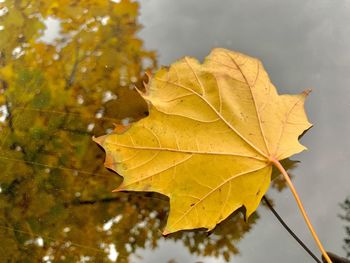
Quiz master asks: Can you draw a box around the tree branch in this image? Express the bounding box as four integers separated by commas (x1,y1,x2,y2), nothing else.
263,196,321,263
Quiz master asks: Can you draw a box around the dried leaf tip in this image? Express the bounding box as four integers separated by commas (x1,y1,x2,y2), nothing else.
302,89,312,96
138,71,152,96
145,70,152,80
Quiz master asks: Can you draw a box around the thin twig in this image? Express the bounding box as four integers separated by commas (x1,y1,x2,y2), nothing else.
263,196,321,263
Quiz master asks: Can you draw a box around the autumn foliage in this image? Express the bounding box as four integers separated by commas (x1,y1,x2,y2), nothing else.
0,0,313,262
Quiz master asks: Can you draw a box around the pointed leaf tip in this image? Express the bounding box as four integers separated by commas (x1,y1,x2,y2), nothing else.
162,230,170,236
113,123,131,134
92,135,104,145
111,189,120,193
303,89,312,96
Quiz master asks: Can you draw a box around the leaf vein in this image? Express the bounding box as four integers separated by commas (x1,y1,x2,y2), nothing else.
103,141,265,161
120,154,193,189
168,164,270,230
154,77,268,158
224,52,270,155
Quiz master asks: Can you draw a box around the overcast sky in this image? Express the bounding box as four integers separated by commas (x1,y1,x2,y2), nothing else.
136,0,350,262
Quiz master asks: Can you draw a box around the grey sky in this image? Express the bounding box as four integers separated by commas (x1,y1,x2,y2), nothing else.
136,0,350,262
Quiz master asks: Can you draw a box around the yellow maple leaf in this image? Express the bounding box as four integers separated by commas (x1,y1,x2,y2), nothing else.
94,48,312,235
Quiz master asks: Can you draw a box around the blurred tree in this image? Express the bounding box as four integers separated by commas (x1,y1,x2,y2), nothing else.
340,197,350,258
0,1,290,262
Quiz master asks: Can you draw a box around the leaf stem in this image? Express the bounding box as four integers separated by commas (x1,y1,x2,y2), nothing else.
271,158,332,263
262,196,321,263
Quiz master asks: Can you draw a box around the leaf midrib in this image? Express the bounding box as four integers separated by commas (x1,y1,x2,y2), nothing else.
105,141,265,161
